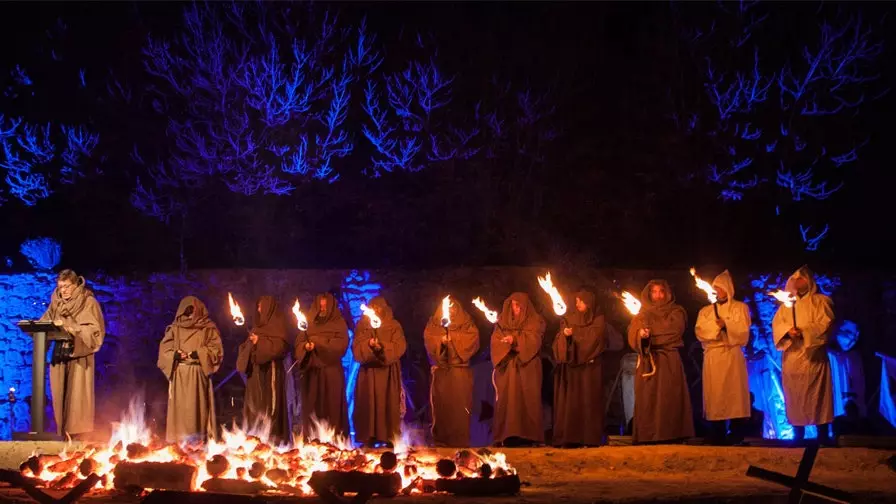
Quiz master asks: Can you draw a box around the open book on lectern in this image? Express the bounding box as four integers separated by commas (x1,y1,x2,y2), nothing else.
17,320,74,341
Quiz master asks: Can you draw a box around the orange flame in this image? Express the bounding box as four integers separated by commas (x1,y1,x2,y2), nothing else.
291,299,308,331
689,267,718,304
537,272,567,317
472,297,498,324
769,289,796,308
620,291,642,315
228,292,245,326
360,303,381,329
440,295,452,328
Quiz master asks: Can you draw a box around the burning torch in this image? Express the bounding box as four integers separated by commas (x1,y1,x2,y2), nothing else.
690,268,719,319
618,290,655,378
440,295,452,341
537,272,570,360
228,292,245,327
770,289,798,330
286,299,309,374
472,297,500,328
360,303,382,348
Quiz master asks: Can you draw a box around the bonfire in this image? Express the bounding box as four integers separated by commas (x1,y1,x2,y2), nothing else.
17,400,518,499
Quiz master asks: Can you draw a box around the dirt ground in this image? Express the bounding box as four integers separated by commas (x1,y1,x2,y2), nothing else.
1,442,894,503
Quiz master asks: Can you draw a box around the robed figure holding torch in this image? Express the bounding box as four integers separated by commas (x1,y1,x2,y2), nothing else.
693,270,751,445
157,296,223,443
423,296,480,447
552,290,606,447
491,292,546,447
294,293,350,440
626,280,694,443
772,265,835,443
236,295,292,444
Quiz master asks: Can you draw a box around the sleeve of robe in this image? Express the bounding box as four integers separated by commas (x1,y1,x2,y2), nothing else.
515,316,546,364
801,296,834,349
445,321,480,364
423,322,446,364
352,324,379,364
649,308,686,348
252,335,290,365
158,326,177,378
491,326,512,366
695,306,721,343
301,320,349,366
571,315,606,364
772,305,793,351
68,297,105,359
197,326,224,376
236,340,253,373
377,324,407,365
627,315,647,352
726,303,752,347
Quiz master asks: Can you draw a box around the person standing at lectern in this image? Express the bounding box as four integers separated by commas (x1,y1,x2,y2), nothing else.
39,269,105,439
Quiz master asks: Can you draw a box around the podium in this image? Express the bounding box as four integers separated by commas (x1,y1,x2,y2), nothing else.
14,320,72,441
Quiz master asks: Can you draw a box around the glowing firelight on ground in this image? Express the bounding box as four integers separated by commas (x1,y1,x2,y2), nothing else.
472,297,498,324
689,267,718,304
537,272,567,316
228,293,245,326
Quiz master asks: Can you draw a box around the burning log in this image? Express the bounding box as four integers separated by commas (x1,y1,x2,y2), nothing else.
20,454,62,476
126,443,152,460
434,474,522,496
50,471,80,490
248,461,266,479
79,458,98,477
379,452,397,472
436,459,457,478
206,454,229,478
264,468,289,484
113,461,198,492
46,457,82,475
307,470,402,498
201,478,272,494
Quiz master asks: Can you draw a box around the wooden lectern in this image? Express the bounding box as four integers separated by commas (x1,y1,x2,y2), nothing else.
14,320,72,441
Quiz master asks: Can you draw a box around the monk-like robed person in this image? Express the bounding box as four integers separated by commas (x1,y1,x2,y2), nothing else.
552,290,606,447
295,293,349,440
158,296,223,443
694,270,751,445
236,296,292,444
773,265,835,443
423,297,480,447
352,296,407,447
627,280,695,444
491,292,546,447
40,269,105,439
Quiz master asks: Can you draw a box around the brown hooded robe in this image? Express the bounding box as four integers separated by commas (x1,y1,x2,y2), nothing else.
236,296,291,443
158,297,223,442
294,293,350,439
352,296,407,445
552,290,606,446
423,298,481,447
491,292,546,445
40,276,105,437
626,280,695,443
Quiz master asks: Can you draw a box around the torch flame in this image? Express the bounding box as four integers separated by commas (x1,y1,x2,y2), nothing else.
228,292,245,326
689,267,718,304
537,272,567,317
440,295,452,328
620,291,642,315
360,303,382,329
291,299,308,331
472,297,499,324
769,289,796,308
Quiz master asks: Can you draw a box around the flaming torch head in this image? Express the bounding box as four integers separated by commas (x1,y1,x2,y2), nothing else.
228,292,245,326
472,297,499,324
360,303,382,329
769,289,796,308
537,272,567,317
291,299,308,331
620,291,642,316
689,267,718,304
440,295,452,328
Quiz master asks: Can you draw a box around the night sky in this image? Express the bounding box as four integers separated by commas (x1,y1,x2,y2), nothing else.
1,1,894,274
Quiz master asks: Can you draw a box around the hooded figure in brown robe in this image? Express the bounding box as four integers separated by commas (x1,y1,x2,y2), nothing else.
158,296,223,443
552,290,606,447
40,270,105,438
294,293,349,440
423,297,481,447
773,265,835,442
491,292,546,446
352,296,407,447
236,296,292,444
626,280,695,443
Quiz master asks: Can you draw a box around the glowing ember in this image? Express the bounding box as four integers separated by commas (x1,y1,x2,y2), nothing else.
360,303,382,329
440,295,452,328
769,289,796,308
619,291,641,315
689,267,718,304
537,272,567,317
228,293,245,326
20,400,516,496
291,299,308,331
472,297,498,324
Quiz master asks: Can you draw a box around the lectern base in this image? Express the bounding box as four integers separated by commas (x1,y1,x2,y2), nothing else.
11,431,63,441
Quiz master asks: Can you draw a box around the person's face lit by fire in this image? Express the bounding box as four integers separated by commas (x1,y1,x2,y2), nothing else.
575,297,587,313
793,277,810,296
649,284,667,303
319,297,328,315
57,280,76,301
713,286,728,302
449,302,459,318
511,299,521,317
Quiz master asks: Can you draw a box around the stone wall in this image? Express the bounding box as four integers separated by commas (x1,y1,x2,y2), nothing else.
2,267,894,442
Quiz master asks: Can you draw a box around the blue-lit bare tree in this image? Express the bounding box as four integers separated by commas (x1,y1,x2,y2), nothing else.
672,1,886,251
